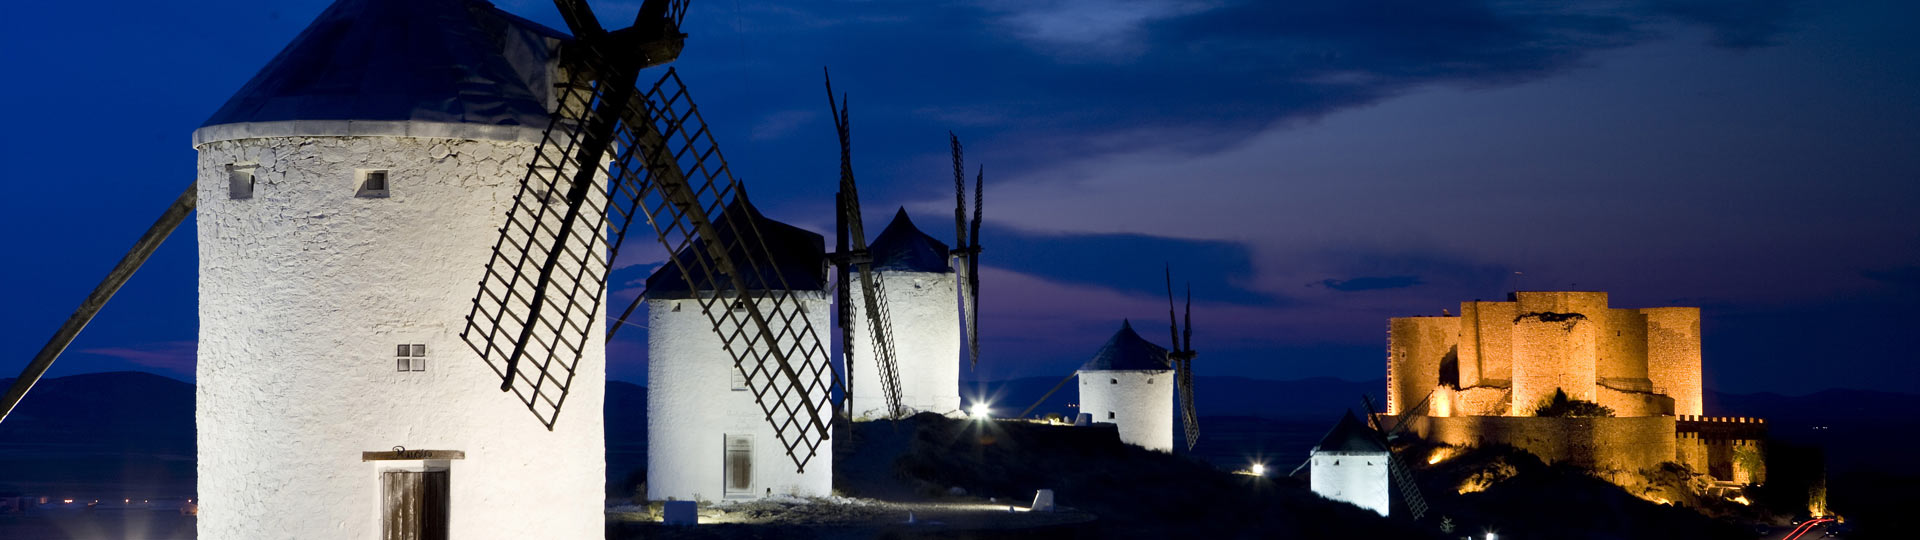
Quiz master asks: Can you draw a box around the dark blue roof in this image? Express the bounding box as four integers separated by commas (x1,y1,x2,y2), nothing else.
201,0,564,130
1080,320,1172,371
644,196,827,299
1312,410,1387,453
868,208,951,273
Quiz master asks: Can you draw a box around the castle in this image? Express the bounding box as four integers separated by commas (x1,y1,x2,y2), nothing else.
1386,291,1764,485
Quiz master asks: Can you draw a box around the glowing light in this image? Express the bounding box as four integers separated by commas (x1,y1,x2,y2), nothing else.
1250,463,1266,476
62,499,73,504
1731,495,1751,505
1653,497,1671,505
1427,446,1456,465
970,402,991,419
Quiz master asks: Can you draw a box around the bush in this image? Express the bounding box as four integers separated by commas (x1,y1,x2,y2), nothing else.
1533,388,1615,418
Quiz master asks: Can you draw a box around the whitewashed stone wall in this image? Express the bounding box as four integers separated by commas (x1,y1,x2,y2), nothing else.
647,294,834,502
1077,369,1174,452
846,270,962,419
1310,451,1391,517
195,133,605,540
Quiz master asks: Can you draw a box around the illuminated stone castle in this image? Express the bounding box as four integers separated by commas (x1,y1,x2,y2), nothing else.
1385,291,1763,485
1387,291,1701,418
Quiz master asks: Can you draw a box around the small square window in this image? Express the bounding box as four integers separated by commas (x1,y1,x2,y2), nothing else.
1110,378,1118,385
730,367,748,391
227,164,256,199
1108,411,1115,420
357,170,390,198
394,343,427,372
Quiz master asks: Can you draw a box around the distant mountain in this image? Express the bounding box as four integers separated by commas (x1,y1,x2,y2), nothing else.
0,371,194,455
964,375,1385,422
0,371,195,498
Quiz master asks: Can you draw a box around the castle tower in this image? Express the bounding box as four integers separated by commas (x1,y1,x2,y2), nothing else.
846,208,961,419
193,1,604,538
645,196,833,501
1077,321,1174,451
1309,411,1391,517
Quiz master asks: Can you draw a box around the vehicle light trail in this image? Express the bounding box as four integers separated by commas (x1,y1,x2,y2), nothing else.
1783,518,1832,540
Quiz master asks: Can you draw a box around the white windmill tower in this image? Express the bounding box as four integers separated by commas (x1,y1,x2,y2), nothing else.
1075,320,1175,451
7,0,844,537
1308,410,1392,517
192,0,603,538
844,207,960,419
643,193,834,501
822,77,983,421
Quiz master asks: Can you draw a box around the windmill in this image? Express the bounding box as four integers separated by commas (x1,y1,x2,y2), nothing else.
461,0,836,472
950,135,984,370
1361,391,1434,521
1165,266,1200,451
821,71,907,420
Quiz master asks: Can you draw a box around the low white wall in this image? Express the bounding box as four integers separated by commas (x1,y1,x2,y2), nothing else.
1077,369,1174,452
647,294,834,501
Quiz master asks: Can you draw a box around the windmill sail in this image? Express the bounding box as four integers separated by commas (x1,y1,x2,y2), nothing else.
1167,267,1200,451
826,74,906,419
950,135,983,370
464,1,836,471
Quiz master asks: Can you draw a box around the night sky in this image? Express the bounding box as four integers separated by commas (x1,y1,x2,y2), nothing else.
2,0,1916,395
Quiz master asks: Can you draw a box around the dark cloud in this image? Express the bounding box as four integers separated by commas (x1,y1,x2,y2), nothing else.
1320,275,1423,292
1642,0,1801,49
981,224,1279,306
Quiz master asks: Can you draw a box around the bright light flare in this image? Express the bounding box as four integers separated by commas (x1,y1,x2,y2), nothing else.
970,402,991,419
1250,463,1266,476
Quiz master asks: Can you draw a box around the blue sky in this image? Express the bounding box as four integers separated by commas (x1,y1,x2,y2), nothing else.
2,0,1916,394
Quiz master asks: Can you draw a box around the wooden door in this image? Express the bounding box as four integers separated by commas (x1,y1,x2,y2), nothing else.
723,434,753,497
382,470,449,540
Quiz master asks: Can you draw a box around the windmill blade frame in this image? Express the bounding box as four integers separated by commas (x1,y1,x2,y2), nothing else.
950,135,983,370
825,71,907,419
1166,266,1200,451
462,0,838,472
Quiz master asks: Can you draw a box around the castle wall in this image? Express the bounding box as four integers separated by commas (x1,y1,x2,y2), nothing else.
1510,292,1606,414
196,135,604,540
1078,370,1174,452
1597,385,1675,417
648,294,834,501
1400,415,1677,473
1465,301,1515,384
1643,307,1703,416
1600,308,1650,383
1677,416,1767,484
1387,317,1457,414
1310,451,1390,517
847,269,961,419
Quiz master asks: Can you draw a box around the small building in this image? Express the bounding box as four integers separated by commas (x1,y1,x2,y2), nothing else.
646,196,834,501
1077,321,1174,452
845,208,962,419
1309,411,1391,517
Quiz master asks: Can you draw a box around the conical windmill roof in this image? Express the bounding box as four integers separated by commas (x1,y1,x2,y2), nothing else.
194,0,567,145
1079,320,1172,372
868,208,952,273
1312,410,1388,454
644,196,827,299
